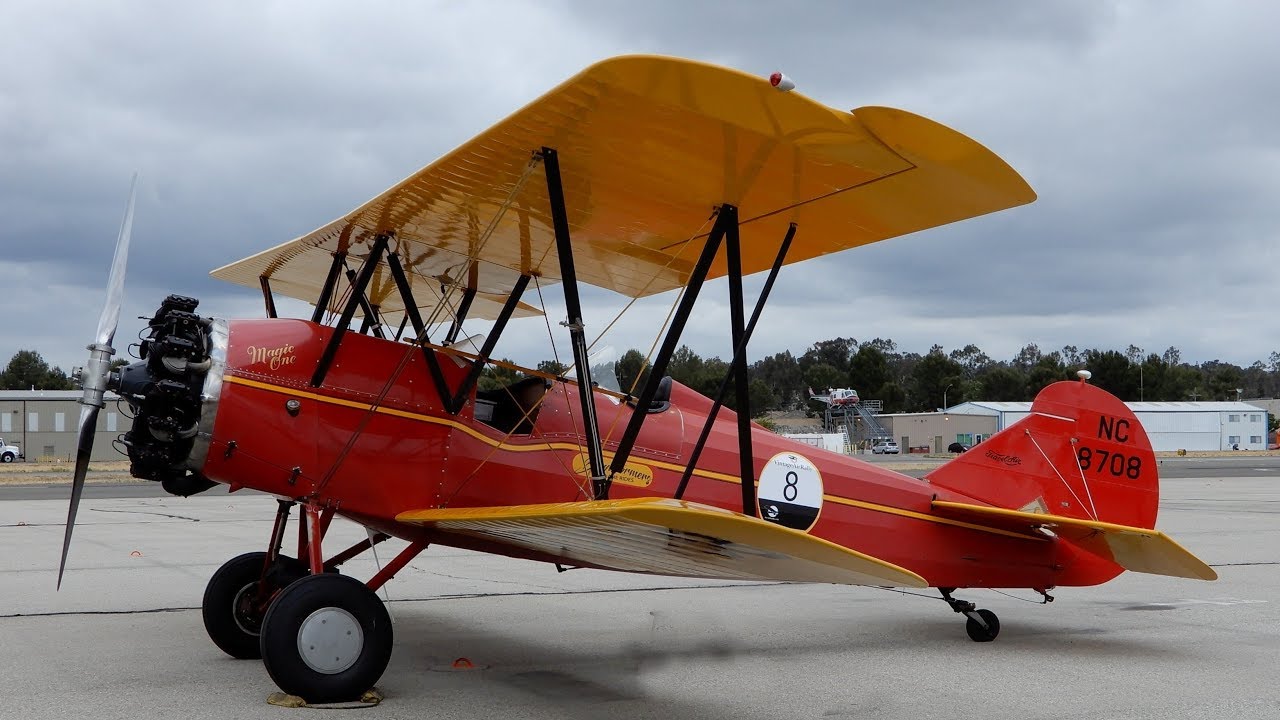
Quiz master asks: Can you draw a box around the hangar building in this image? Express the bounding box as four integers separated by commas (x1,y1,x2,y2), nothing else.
876,412,998,454
0,390,127,462
945,400,1270,452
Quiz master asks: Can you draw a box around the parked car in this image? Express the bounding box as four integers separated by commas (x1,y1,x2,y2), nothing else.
872,440,900,454
948,442,970,453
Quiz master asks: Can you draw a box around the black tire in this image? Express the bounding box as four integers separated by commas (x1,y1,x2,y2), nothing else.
202,552,307,659
965,609,1000,642
260,573,393,703
1,452,14,463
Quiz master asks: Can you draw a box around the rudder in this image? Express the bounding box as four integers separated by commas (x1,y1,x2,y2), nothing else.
926,378,1159,529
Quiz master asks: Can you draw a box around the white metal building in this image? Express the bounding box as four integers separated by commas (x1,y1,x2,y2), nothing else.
945,400,1270,452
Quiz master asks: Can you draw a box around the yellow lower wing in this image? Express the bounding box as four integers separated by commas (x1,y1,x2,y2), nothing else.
398,498,926,588
931,500,1216,581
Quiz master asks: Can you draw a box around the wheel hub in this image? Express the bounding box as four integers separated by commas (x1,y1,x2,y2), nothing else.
297,607,364,674
231,582,264,636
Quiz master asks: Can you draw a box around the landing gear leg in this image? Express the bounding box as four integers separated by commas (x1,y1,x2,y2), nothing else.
939,587,1000,642
202,500,309,659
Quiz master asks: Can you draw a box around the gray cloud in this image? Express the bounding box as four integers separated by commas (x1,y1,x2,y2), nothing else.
2,1,1276,378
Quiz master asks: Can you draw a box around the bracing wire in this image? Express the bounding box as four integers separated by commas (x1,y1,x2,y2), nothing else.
1025,430,1098,520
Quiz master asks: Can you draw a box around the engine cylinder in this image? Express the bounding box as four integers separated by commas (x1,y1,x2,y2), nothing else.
112,295,224,495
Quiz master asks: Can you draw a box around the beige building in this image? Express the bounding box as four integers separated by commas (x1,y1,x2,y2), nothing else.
0,390,127,462
877,412,998,453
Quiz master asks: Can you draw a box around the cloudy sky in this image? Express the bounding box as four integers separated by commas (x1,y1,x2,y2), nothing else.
3,1,1276,379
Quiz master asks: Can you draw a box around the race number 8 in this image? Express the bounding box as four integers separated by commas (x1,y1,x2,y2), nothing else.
783,471,799,501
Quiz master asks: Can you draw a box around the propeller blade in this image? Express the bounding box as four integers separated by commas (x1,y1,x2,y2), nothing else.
62,174,138,589
95,173,137,347
58,404,99,590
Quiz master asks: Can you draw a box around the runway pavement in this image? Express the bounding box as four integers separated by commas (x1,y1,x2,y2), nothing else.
0,471,1277,718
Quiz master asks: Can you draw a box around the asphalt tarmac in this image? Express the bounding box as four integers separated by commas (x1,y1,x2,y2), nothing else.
1,463,1276,719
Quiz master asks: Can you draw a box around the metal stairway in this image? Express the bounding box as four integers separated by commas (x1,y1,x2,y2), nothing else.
824,400,891,448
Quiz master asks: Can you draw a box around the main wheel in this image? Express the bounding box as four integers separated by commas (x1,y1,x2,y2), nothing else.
260,573,392,703
964,609,1000,642
202,552,307,659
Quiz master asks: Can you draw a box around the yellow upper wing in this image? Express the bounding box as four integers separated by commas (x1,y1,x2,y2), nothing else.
212,55,1035,313
398,497,927,587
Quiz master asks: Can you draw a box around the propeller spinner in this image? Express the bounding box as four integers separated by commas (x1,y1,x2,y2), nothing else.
60,174,137,589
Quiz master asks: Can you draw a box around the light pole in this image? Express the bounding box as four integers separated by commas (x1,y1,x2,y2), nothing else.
943,382,953,412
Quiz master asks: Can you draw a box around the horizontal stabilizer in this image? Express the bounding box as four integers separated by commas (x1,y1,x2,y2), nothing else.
932,500,1216,581
398,498,926,587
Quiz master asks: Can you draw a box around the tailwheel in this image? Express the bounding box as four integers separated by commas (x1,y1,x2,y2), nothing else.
260,573,393,704
939,587,1001,643
964,608,1000,642
203,552,307,659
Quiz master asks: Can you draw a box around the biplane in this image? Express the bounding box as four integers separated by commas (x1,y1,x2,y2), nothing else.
63,55,1215,703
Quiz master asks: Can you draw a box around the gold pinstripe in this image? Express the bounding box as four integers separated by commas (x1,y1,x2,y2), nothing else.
224,374,1041,542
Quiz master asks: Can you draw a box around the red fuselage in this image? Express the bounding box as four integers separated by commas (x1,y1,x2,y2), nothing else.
195,319,1091,589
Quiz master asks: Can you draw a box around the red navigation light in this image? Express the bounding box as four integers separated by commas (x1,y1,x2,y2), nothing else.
768,72,795,91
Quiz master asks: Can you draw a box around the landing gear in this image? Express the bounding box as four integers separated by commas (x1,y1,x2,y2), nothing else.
939,588,1000,642
202,551,307,659
964,609,1001,642
208,500,421,701
260,574,393,704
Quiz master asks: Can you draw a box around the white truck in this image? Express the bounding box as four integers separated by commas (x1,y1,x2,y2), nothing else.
1,438,22,463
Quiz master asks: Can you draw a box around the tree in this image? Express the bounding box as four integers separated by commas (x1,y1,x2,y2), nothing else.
1011,343,1042,371
1027,354,1069,396
536,359,569,377
849,344,891,399
803,363,845,396
978,366,1026,401
746,378,778,416
477,359,522,392
799,337,856,375
909,349,962,411
877,380,907,412
694,357,730,402
1203,361,1244,400
949,344,992,378
0,350,74,390
666,346,704,387
614,348,650,394
750,351,802,409
1082,350,1133,398
1060,344,1083,368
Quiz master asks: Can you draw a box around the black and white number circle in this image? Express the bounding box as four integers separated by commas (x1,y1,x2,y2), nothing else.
757,452,823,532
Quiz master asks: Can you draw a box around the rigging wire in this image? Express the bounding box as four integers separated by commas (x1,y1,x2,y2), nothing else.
1025,429,1097,520
584,211,716,354
442,276,591,504
310,157,539,496
532,276,592,496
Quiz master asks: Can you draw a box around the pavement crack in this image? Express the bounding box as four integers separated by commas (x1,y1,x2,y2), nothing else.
0,606,196,619
88,508,201,522
422,569,564,591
